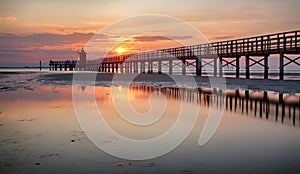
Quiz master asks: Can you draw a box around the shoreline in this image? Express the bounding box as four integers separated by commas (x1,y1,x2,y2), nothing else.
1,71,300,93
41,72,300,93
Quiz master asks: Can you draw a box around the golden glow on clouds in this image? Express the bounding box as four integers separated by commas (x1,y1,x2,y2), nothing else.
0,0,298,37
0,0,299,65
104,36,182,58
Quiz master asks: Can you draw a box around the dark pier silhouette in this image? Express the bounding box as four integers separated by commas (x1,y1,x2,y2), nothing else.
129,85,300,127
49,30,300,80
49,60,77,71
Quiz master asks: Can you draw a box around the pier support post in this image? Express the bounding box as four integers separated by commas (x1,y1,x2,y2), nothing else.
196,57,202,76
158,60,162,74
110,64,113,73
108,64,111,73
142,62,145,73
236,56,240,78
148,61,152,74
246,55,250,79
120,63,123,73
214,57,217,77
136,62,139,73
130,62,133,73
140,62,143,73
133,62,137,73
151,61,153,73
125,63,129,73
169,60,172,75
182,58,186,75
127,63,130,73
264,55,269,79
219,56,223,77
279,53,284,80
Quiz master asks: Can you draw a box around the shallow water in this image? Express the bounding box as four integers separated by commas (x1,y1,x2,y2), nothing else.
1,67,300,80
0,73,300,173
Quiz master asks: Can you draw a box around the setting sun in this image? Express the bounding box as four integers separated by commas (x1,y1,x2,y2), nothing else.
116,47,126,54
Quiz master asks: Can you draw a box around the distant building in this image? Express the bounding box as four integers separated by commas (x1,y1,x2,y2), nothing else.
78,48,86,70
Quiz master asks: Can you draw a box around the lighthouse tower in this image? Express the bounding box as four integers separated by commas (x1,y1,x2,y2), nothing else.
78,48,86,70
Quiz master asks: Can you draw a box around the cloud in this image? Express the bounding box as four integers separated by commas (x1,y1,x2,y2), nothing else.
0,32,95,65
133,36,170,42
169,35,193,40
0,32,193,66
0,32,94,50
132,35,193,42
212,35,235,41
0,16,17,23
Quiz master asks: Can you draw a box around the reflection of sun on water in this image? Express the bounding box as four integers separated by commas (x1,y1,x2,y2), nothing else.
94,86,180,139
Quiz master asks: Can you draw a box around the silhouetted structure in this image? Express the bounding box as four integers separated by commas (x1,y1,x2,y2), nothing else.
78,47,86,70
49,30,300,80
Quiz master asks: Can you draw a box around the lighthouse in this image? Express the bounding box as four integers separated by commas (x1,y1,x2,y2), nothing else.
78,48,86,70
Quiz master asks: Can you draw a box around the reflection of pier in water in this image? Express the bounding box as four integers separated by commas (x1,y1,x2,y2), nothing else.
129,85,300,127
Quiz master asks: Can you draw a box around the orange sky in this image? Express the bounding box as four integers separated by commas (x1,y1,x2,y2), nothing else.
0,0,299,66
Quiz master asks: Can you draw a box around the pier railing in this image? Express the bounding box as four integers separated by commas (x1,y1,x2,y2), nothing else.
212,30,300,57
101,30,300,62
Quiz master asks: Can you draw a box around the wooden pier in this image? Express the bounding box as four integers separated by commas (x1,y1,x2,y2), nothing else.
49,30,300,80
49,60,77,71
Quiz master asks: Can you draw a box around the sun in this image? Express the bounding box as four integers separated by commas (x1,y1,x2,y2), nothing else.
116,47,125,54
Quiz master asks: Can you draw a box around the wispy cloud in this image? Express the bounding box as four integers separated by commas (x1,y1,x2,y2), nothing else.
0,32,94,65
0,16,17,23
212,35,235,41
133,36,170,42
132,35,193,42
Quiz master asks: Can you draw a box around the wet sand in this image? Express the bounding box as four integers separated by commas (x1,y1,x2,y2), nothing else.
0,71,299,93
1,71,300,174
40,72,300,93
